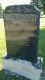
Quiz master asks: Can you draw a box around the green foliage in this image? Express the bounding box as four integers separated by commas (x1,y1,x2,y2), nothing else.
31,0,38,7
43,0,45,13
0,3,2,11
31,0,45,13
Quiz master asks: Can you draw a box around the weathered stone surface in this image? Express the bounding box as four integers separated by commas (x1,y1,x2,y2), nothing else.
3,58,42,80
3,5,40,63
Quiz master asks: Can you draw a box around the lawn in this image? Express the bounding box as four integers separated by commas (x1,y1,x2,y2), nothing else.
0,18,6,71
0,19,6,57
0,17,45,79
38,17,45,69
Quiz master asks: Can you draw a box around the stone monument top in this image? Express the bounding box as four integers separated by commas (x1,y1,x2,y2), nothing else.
3,4,40,63
4,4,40,14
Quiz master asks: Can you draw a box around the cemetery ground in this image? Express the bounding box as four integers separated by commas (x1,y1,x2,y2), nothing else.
0,17,45,80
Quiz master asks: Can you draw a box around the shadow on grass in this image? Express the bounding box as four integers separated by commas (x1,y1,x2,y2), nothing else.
38,29,45,69
0,70,31,80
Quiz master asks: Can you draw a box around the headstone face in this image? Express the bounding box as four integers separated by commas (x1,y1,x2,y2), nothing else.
3,5,40,63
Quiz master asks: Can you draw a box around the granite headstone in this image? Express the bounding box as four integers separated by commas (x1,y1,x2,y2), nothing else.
3,5,40,63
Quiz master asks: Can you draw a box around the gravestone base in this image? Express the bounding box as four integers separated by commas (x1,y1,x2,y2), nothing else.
3,5,41,80
2,57,43,80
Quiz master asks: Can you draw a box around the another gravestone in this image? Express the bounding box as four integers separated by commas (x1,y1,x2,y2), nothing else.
3,5,40,63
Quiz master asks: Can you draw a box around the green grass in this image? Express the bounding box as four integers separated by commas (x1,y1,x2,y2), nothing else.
38,28,45,69
0,17,45,79
0,19,6,57
38,17,45,69
39,29,45,69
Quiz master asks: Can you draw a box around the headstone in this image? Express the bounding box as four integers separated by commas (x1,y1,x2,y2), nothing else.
3,5,40,63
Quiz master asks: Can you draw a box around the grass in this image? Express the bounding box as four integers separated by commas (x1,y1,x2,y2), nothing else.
39,29,45,69
0,17,45,79
38,17,45,69
0,19,6,57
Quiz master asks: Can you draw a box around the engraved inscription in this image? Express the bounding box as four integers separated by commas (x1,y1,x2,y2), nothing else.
4,14,36,22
